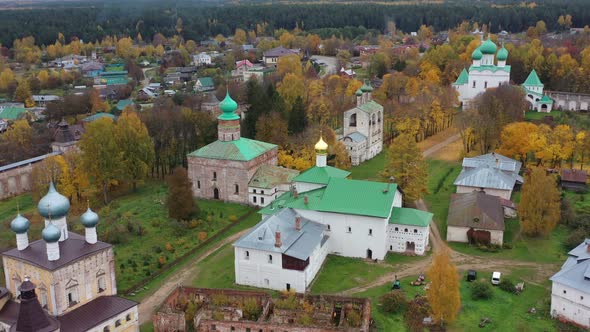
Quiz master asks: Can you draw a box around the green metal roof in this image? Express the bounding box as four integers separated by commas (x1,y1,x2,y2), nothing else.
540,94,553,103
316,177,397,218
198,77,215,87
523,88,543,97
293,166,350,185
116,99,134,111
0,107,27,120
83,112,117,122
389,207,432,227
480,39,497,54
471,48,483,60
260,187,326,215
100,71,128,76
522,69,543,87
188,137,277,161
453,68,469,85
249,164,300,189
497,47,509,61
468,65,511,73
357,100,383,114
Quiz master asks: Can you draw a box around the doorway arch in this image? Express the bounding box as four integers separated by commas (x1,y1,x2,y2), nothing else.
213,188,219,200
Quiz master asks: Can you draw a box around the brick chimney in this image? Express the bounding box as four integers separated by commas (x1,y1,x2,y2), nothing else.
294,189,299,198
304,195,309,205
275,230,282,248
587,243,590,253
295,216,301,231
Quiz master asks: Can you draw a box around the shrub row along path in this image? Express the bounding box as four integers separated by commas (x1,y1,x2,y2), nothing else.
137,229,250,324
336,133,559,295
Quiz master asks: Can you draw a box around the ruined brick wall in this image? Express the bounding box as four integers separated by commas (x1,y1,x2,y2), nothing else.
0,163,33,200
153,307,186,332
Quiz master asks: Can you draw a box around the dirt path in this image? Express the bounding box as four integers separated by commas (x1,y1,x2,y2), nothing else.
422,133,461,158
137,229,250,324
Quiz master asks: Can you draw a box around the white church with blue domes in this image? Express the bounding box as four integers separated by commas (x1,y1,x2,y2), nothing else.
453,39,511,108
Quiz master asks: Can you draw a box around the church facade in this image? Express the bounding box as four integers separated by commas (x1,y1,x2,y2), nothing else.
341,82,384,166
187,92,296,206
0,183,138,331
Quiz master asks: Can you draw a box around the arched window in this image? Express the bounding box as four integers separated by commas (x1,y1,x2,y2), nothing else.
97,270,106,293
245,251,250,260
404,228,408,232
38,284,48,309
378,112,381,123
268,255,273,264
371,114,376,125
234,184,239,194
66,279,79,307
484,82,488,89
394,227,399,231
126,314,132,321
213,172,217,180
414,229,418,233
115,320,121,327
103,327,110,332
350,113,357,127
197,180,201,189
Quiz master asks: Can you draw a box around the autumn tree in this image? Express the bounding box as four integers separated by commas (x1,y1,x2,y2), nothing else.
0,68,15,91
255,112,288,146
426,249,461,326
277,54,302,77
14,80,34,107
383,134,428,204
288,96,307,135
277,72,304,111
518,167,560,237
166,166,196,221
497,122,540,165
331,141,351,170
234,28,247,45
2,119,32,151
115,110,155,191
79,117,122,204
116,37,137,59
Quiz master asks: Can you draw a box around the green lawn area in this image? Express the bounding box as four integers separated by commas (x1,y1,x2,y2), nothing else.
353,269,556,331
349,152,387,181
423,159,462,239
564,190,590,214
525,110,562,121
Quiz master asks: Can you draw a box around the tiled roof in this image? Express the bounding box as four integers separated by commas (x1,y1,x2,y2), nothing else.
316,178,397,218
469,65,511,73
447,192,505,231
453,68,469,85
1,232,112,271
82,112,117,122
522,69,543,87
58,296,137,332
188,137,277,161
550,239,590,293
389,207,432,227
234,208,325,261
249,164,300,189
293,166,350,185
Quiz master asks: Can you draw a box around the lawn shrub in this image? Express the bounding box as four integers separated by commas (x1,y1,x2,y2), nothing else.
404,296,430,332
471,280,493,300
498,278,515,293
380,290,407,313
229,215,238,222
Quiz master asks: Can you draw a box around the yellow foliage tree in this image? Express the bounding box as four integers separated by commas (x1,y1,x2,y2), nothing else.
518,167,560,237
0,68,15,91
383,134,428,204
234,28,247,45
116,37,137,59
277,54,302,77
427,249,461,326
277,73,305,111
497,122,539,164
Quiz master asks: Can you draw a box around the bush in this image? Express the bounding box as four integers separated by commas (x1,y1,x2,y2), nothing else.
565,227,589,250
380,290,407,313
242,298,262,321
498,278,515,293
471,280,493,300
298,314,313,326
346,310,361,327
229,215,238,222
404,296,430,332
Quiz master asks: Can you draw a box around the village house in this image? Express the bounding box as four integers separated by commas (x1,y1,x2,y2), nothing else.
0,183,139,331
80,61,104,77
248,164,300,207
263,46,300,66
550,239,590,329
195,77,215,92
341,82,383,166
454,152,523,200
233,138,432,292
561,169,588,191
193,52,212,66
446,191,505,246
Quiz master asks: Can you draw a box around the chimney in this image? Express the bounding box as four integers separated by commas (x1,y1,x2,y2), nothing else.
295,216,301,231
587,243,590,253
294,189,299,199
275,230,282,248
304,195,309,205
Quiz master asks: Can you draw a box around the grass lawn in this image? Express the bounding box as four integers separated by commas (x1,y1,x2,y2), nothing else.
525,110,562,121
423,159,462,239
564,190,590,214
348,152,387,181
353,268,556,331
310,255,395,294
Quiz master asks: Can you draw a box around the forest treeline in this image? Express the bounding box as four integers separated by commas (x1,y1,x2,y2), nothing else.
2,1,590,46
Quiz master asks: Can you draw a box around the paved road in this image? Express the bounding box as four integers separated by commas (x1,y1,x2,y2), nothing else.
311,55,338,77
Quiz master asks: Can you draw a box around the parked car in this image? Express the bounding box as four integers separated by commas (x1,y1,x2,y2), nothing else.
491,271,502,285
467,270,477,282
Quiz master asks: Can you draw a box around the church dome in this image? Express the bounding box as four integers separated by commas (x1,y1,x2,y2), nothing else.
471,48,483,60
480,39,497,55
11,214,30,234
497,47,509,61
315,137,328,151
355,88,363,96
42,223,61,243
81,208,99,228
218,91,240,121
360,81,373,92
38,182,70,219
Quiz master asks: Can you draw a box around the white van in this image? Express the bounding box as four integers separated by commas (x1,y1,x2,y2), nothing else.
491,272,502,285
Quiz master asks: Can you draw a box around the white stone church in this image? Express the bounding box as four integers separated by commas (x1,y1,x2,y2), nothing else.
233,138,432,292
